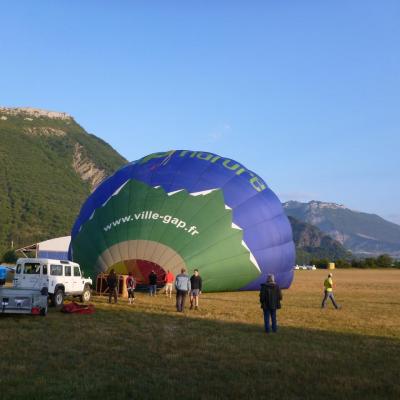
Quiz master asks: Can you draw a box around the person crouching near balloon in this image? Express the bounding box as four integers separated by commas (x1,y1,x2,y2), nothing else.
189,269,202,310
175,268,191,312
259,274,282,333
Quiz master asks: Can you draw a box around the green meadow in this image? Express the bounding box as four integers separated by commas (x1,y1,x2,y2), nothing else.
0,269,399,400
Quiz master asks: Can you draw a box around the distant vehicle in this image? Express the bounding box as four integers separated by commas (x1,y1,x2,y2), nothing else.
13,258,92,308
294,265,317,271
0,265,12,285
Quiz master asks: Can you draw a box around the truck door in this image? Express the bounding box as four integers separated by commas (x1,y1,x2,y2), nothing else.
41,263,49,290
49,264,63,294
63,265,74,293
13,263,22,287
72,266,82,293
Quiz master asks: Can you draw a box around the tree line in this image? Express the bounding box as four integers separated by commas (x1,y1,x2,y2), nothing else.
310,254,400,269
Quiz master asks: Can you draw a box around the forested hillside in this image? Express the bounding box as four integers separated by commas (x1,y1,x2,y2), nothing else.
0,107,127,256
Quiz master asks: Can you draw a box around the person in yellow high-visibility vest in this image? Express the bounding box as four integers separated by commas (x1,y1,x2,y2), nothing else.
321,273,340,309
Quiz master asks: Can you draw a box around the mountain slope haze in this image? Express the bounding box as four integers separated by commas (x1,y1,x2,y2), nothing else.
284,201,400,257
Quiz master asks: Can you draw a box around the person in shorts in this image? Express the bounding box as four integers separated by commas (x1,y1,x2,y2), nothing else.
164,270,175,298
126,272,136,304
190,269,202,310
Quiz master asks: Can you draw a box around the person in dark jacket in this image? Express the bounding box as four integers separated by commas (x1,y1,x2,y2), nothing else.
107,269,118,304
148,270,157,296
259,274,282,333
189,269,202,310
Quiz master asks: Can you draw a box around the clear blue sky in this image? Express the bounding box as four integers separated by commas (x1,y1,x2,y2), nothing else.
1,1,399,223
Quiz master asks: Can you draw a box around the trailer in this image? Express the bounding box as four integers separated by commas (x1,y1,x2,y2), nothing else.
0,287,48,316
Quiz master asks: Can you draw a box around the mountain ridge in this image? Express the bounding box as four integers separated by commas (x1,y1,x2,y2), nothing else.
0,106,72,120
284,200,400,257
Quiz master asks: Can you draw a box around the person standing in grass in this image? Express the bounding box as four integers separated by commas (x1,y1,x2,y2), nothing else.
259,274,282,333
126,272,136,304
164,269,175,298
148,270,158,296
189,269,202,310
107,269,118,304
175,268,191,312
321,273,340,309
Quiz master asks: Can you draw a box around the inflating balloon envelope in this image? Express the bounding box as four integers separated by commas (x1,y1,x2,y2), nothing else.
70,150,295,291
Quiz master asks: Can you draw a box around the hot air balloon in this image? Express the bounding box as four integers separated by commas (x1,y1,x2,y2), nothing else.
69,150,295,291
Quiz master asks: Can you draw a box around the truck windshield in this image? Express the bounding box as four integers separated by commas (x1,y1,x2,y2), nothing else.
24,263,41,274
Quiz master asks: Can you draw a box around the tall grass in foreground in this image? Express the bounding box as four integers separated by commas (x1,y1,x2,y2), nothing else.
0,269,399,400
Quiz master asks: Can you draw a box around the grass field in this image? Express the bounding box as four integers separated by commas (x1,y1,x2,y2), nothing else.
0,269,399,400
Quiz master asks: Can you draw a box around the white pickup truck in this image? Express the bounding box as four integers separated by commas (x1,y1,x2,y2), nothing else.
13,258,92,308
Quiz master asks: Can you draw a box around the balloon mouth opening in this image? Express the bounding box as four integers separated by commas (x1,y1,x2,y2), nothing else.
110,259,167,289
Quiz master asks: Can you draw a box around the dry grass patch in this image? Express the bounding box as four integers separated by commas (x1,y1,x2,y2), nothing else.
0,269,399,399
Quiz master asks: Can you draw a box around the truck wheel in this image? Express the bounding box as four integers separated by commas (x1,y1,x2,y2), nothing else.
51,288,64,308
80,285,91,303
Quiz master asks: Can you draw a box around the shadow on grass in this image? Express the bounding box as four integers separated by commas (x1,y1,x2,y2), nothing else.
0,304,399,400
